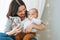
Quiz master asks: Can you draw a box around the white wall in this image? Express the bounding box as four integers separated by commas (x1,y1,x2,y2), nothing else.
0,0,12,32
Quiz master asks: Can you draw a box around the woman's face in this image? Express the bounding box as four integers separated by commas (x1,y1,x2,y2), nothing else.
17,5,26,18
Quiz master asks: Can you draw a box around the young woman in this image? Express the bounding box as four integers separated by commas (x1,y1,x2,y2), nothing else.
0,0,45,40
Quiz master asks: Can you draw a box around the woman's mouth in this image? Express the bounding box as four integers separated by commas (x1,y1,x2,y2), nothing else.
19,14,25,17
21,14,24,16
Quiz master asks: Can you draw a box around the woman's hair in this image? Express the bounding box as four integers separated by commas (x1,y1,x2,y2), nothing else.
7,0,27,18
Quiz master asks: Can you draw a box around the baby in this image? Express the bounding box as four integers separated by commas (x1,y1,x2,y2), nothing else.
10,8,41,40
22,8,41,32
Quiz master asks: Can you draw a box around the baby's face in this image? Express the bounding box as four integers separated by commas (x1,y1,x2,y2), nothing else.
28,9,38,19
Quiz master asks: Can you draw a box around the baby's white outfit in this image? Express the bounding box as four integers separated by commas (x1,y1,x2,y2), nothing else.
21,18,41,32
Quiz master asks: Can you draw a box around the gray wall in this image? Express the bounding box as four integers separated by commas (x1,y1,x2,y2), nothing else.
51,0,60,40
39,0,60,40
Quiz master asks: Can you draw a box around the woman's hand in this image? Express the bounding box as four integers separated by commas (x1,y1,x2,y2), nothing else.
12,22,17,26
25,25,33,33
6,26,22,35
12,22,22,35
12,26,22,34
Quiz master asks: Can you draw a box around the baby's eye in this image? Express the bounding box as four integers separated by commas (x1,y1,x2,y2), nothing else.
32,14,34,15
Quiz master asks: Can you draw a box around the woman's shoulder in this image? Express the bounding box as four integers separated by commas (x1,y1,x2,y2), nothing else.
6,17,14,25
8,16,21,21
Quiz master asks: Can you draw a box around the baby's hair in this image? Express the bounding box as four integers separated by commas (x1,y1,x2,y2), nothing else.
30,8,38,13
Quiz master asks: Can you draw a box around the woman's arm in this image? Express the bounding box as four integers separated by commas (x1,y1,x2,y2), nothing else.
32,23,46,30
6,26,22,36
5,18,14,35
25,23,46,33
5,19,21,36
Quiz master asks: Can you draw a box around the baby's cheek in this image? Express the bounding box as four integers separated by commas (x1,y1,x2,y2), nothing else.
34,15,38,18
28,16,31,19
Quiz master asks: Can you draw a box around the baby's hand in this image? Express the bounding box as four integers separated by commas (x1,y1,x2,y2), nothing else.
28,16,33,20
12,22,17,26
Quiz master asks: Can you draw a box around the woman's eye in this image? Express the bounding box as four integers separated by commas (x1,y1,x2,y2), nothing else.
23,8,26,10
18,11,22,13
24,10,26,12
24,9,26,12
